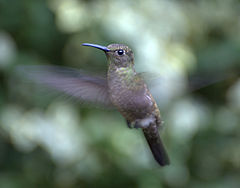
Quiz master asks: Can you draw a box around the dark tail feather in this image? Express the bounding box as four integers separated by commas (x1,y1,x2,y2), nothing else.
143,127,170,166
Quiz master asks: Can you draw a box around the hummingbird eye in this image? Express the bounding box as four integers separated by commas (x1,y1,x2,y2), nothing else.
117,49,124,56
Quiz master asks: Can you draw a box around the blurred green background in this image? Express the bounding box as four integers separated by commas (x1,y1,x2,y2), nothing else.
0,0,240,187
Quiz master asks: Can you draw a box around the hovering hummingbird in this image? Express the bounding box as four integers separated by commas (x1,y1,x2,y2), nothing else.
20,43,170,166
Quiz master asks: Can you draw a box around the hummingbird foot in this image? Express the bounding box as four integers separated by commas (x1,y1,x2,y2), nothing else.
126,120,132,129
133,116,155,129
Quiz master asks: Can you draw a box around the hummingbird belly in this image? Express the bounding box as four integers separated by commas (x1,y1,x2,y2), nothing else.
110,88,156,122
108,68,160,123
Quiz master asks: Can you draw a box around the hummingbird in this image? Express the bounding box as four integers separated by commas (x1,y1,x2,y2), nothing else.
19,43,170,166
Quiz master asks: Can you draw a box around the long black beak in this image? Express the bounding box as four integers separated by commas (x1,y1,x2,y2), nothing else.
82,43,110,52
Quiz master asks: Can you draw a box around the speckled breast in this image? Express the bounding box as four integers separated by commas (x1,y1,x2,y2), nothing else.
108,74,156,121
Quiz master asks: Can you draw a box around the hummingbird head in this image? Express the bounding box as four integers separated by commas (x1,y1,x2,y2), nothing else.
82,43,134,68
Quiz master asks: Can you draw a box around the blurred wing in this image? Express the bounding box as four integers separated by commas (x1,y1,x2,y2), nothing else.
16,65,112,106
187,72,237,92
137,72,159,82
138,72,236,92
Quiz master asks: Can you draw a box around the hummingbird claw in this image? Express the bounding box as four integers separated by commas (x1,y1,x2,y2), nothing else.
126,120,133,129
133,122,143,129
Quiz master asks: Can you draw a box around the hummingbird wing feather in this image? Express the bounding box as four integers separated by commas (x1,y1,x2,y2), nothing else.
17,65,112,106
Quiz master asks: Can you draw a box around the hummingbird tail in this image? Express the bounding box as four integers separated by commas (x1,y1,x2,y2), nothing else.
143,126,170,166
